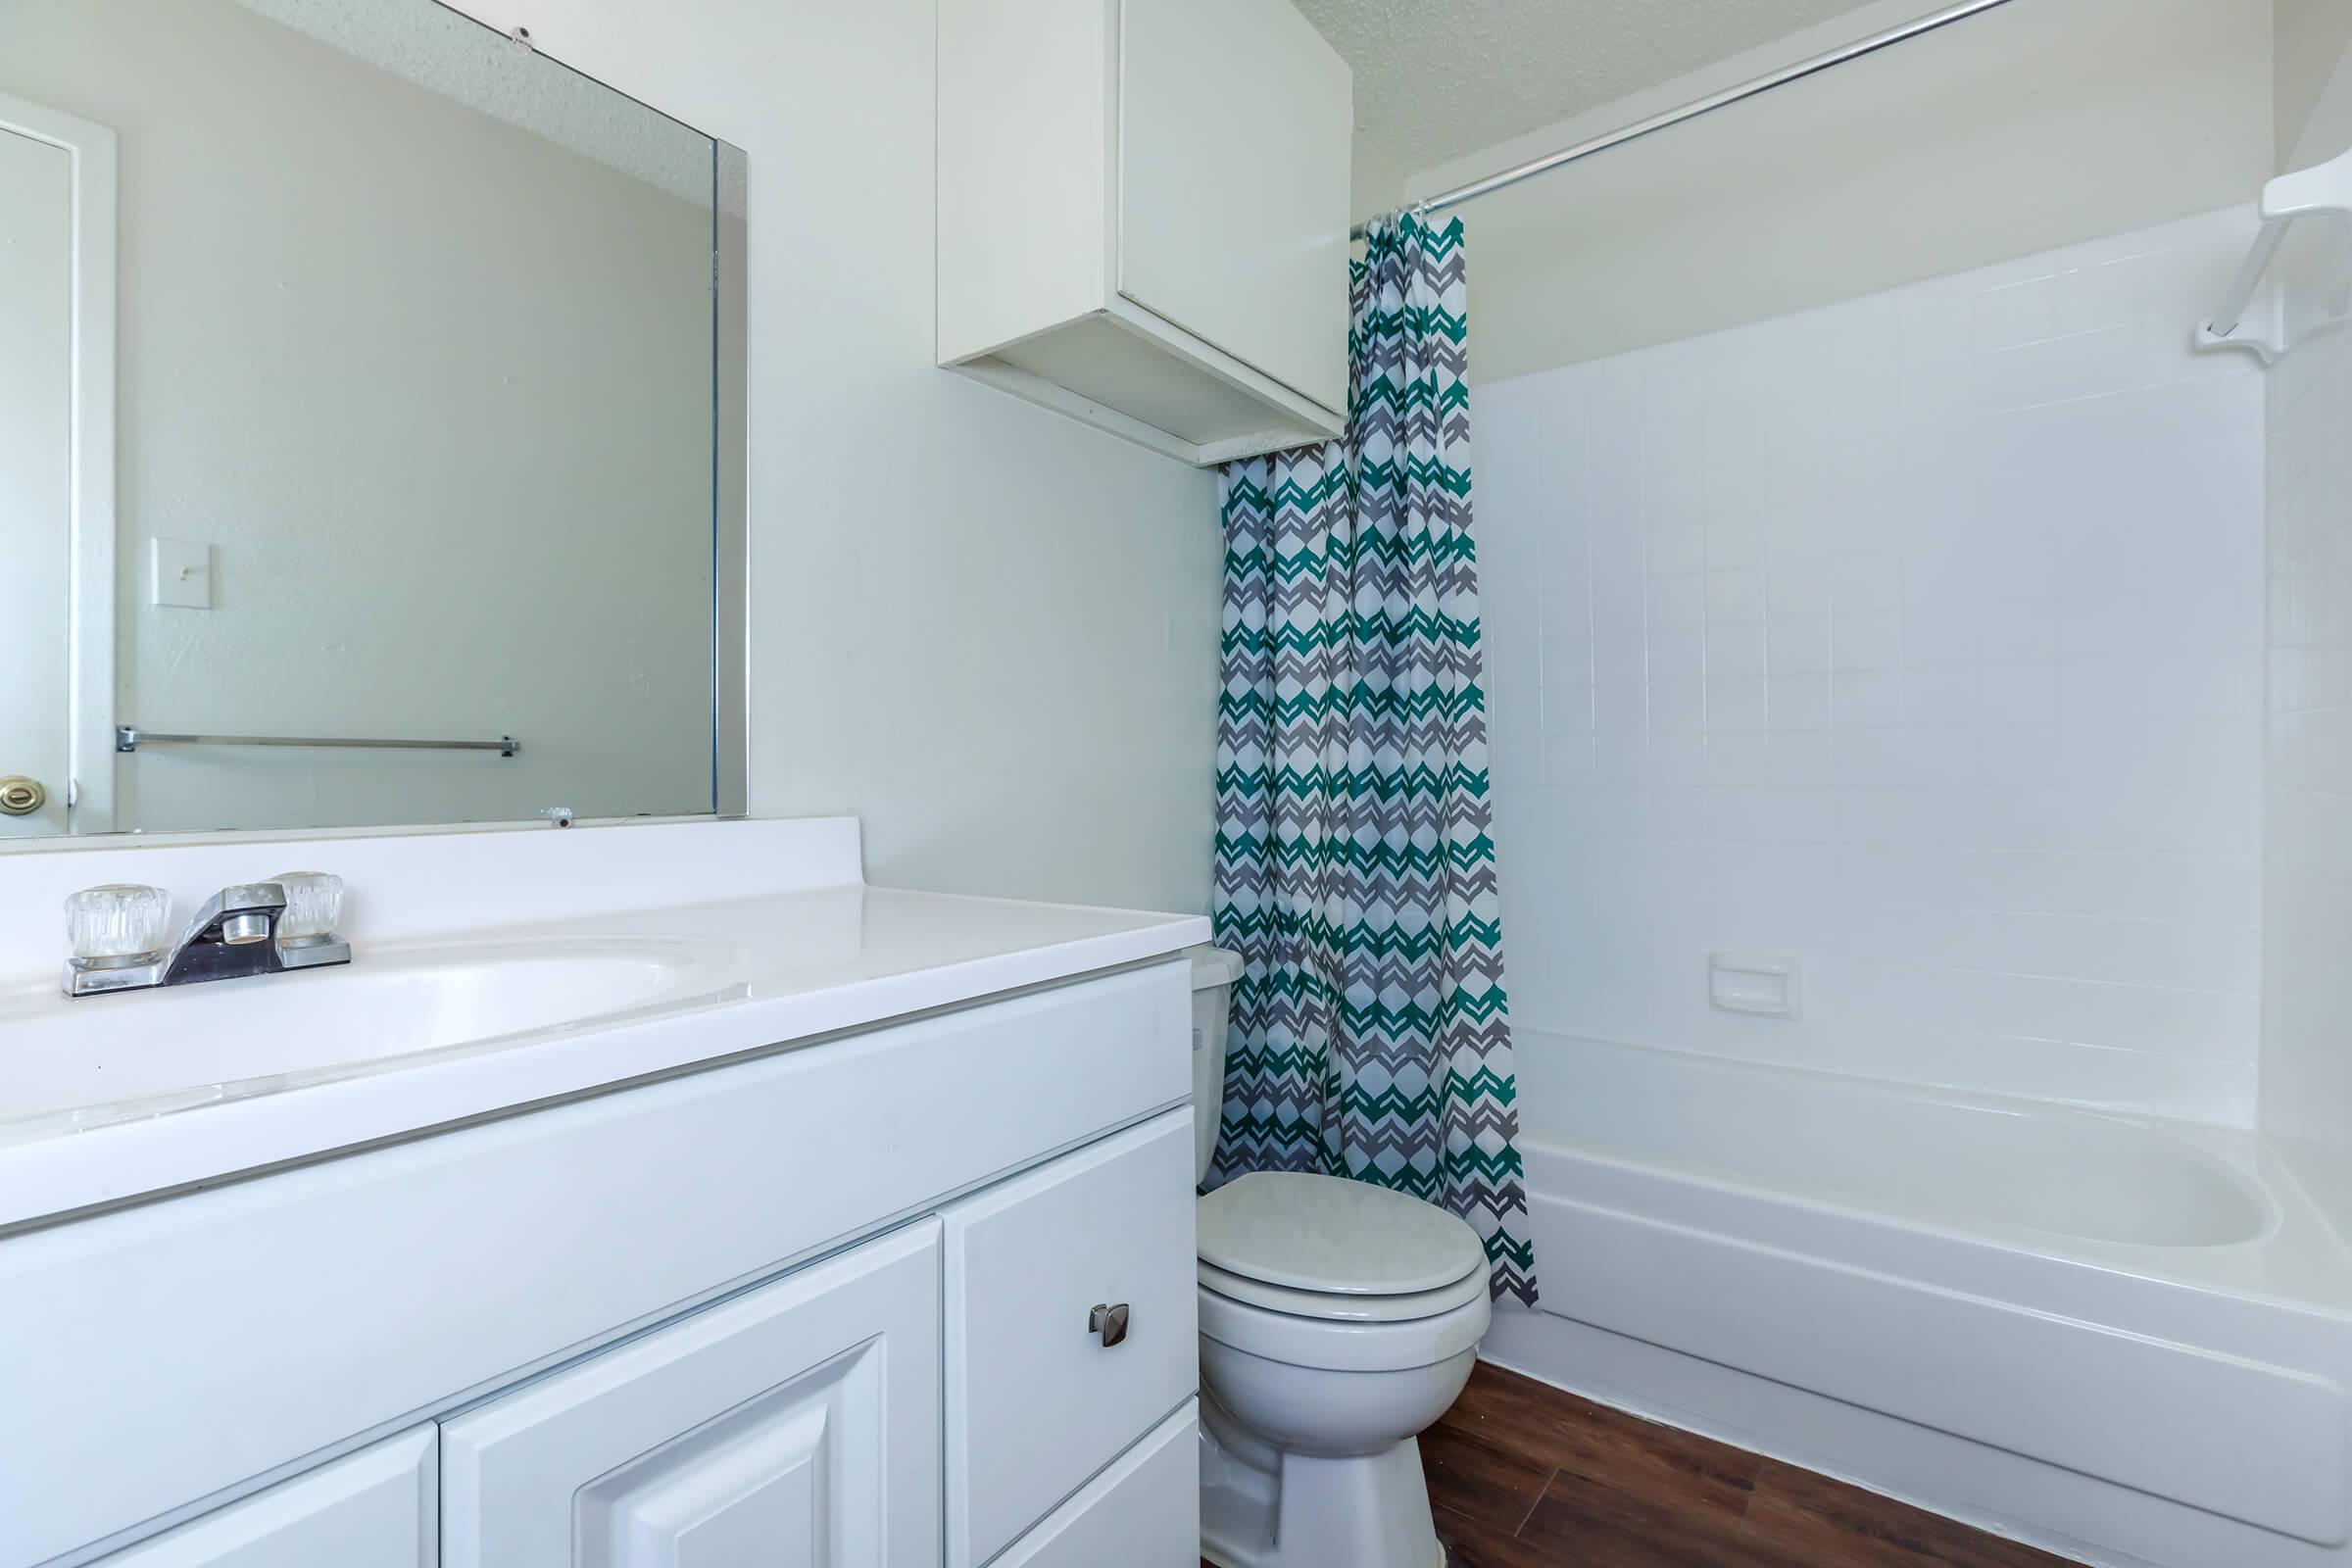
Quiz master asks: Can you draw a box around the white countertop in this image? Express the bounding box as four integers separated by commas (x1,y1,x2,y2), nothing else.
0,818,1209,1229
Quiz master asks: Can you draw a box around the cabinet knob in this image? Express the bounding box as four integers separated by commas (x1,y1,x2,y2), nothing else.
1088,1301,1131,1348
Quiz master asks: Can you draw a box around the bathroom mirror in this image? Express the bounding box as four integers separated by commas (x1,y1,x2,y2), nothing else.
0,0,747,839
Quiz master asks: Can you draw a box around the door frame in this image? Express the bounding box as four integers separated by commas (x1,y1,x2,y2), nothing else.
0,91,116,834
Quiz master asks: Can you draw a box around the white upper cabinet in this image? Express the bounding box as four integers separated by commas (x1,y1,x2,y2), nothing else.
939,0,1353,466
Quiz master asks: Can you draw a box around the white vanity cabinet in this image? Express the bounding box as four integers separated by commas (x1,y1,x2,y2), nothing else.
9,958,1200,1568
938,0,1353,466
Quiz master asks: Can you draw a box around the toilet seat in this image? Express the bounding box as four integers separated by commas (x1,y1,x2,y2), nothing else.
1197,1257,1490,1323
1198,1278,1492,1373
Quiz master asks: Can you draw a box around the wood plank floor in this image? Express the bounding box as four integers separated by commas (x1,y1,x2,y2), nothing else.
1206,1361,2086,1567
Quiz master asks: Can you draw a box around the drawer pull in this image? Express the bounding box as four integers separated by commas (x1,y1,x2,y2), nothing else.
1089,1301,1131,1348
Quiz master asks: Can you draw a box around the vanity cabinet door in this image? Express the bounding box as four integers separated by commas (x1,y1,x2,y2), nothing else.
943,1109,1198,1566
93,1426,435,1568
992,1401,1199,1568
439,1221,941,1568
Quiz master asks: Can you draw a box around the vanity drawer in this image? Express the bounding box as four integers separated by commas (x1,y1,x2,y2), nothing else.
943,1108,1198,1568
994,1401,1200,1568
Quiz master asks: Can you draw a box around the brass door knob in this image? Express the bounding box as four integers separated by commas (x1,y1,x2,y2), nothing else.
0,777,45,817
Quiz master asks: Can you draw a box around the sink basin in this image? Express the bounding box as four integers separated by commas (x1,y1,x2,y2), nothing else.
0,937,744,1143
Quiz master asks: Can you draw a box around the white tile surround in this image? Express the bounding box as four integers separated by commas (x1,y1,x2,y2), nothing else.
2265,220,2352,1201
1476,208,2269,1123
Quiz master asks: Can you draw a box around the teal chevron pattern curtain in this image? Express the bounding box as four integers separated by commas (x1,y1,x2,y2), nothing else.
1209,213,1534,1305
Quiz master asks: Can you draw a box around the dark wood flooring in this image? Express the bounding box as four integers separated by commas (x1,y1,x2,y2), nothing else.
1208,1361,2085,1567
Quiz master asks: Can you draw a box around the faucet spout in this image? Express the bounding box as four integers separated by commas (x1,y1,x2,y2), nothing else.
159,883,291,986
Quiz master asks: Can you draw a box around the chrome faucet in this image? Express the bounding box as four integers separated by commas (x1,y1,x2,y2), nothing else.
63,875,352,999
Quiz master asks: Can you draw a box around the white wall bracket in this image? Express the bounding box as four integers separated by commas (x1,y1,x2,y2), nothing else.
2196,282,2284,366
2198,138,2352,367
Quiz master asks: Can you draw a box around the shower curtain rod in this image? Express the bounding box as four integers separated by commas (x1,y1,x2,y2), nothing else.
1350,0,2023,241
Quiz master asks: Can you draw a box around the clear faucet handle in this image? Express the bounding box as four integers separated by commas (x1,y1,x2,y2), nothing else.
270,872,344,942
66,884,173,963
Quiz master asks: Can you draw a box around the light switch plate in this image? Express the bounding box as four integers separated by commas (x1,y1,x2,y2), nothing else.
152,538,212,610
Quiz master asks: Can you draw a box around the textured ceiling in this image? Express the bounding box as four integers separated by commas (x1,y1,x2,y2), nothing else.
1295,0,1896,171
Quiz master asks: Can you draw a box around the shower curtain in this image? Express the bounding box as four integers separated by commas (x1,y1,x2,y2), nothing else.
1209,212,1535,1305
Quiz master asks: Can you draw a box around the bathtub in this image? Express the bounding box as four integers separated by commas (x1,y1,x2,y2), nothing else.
1485,1032,2352,1568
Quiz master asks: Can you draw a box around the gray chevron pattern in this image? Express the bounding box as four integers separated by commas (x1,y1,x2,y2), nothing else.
1208,213,1535,1305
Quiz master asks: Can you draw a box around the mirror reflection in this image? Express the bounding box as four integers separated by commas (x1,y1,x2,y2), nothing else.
0,0,743,838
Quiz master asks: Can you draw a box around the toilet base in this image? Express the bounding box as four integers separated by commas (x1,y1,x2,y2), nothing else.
1198,1400,1447,1568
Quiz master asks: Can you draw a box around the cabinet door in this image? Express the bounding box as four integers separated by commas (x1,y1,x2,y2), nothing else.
440,1222,941,1568
944,1110,1198,1566
95,1427,434,1568
1117,0,1351,415
994,1402,1199,1568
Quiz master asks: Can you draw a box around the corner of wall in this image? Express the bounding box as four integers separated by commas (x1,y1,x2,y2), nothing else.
2277,0,2352,169
2261,0,2352,1225
1349,126,1405,224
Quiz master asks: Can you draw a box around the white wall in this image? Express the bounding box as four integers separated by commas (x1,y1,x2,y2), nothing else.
4,0,718,832
2262,35,2352,1220
1398,0,2275,380
437,0,1224,914
2277,0,2352,167
1349,126,1404,224
1477,209,2268,1121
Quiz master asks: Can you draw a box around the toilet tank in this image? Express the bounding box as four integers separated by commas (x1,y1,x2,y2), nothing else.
1187,945,1245,1185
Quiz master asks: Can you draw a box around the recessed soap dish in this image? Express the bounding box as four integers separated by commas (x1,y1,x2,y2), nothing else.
1709,952,1801,1020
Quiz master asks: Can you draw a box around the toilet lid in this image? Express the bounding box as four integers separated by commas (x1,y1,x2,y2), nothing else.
1196,1171,1488,1296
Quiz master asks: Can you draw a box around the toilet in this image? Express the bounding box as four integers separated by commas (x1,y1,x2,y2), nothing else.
1187,947,1493,1568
